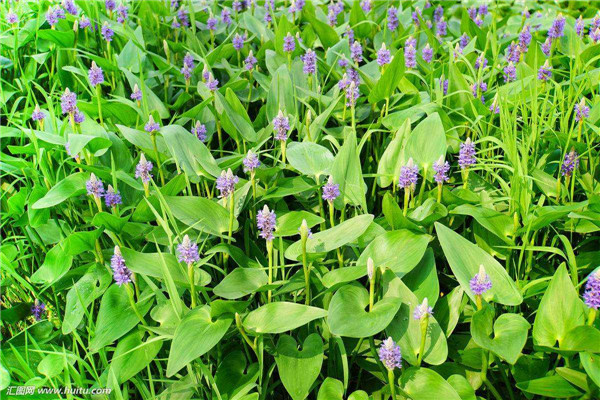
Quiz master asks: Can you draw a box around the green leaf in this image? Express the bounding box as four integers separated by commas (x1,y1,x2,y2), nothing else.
471,305,530,364
331,129,366,210
121,68,169,119
357,229,431,276
31,172,87,209
384,271,448,365
399,367,462,400
451,204,515,244
165,196,238,235
369,49,405,104
161,125,222,180
405,112,446,169
62,267,112,334
38,30,74,47
216,89,258,142
213,268,268,300
243,302,327,334
403,249,440,306
581,352,600,387
89,285,153,353
435,222,522,306
286,142,334,177
267,65,295,120
349,0,370,38
516,375,583,398
560,326,600,353
328,284,401,338
275,334,323,400
109,331,163,385
532,264,586,348
274,211,324,237
166,306,233,377
377,119,411,188
285,214,373,260
121,247,211,289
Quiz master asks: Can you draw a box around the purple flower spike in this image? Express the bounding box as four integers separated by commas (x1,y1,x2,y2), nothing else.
411,7,421,27
489,97,500,114
206,74,219,91
574,98,590,122
322,176,340,202
177,235,200,264
74,109,85,124
350,41,363,63
257,205,277,241
283,33,295,53
441,79,449,95
105,0,116,12
459,138,476,170
183,52,194,69
181,66,192,80
131,84,142,101
378,337,402,370
207,16,217,31
470,265,492,295
503,62,517,83
61,88,78,115
377,43,392,66
135,153,153,184
273,110,290,141
80,15,91,29
561,149,579,177
537,60,552,81
233,33,246,51
387,6,399,31
31,300,46,321
111,246,132,285
519,25,532,51
479,4,489,16
243,150,260,173
436,18,447,37
422,44,433,63
345,28,355,46
360,0,372,13
398,158,419,190
433,156,450,184
434,5,443,22
475,55,488,70
591,28,600,43
583,270,600,309
6,9,18,24
89,61,104,87
101,22,114,42
345,81,359,107
406,36,417,49
105,185,122,208
548,13,566,39
116,4,128,23
32,105,45,122
541,38,552,57
144,115,160,133
86,173,105,198
575,16,584,37
301,49,317,75
216,169,239,198
192,121,207,142
413,298,433,320
46,7,59,26
468,7,477,20
245,51,258,71
460,33,470,49
405,45,416,69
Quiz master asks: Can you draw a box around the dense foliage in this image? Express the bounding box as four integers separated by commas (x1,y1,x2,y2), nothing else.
2,0,600,399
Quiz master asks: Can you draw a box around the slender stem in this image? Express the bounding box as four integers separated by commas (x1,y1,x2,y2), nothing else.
387,368,397,400
417,316,429,366
126,284,146,325
96,85,103,125
267,240,273,303
188,262,196,308
588,309,597,326
301,232,310,305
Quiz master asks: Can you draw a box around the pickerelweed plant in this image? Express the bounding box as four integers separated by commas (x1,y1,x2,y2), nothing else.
2,1,600,399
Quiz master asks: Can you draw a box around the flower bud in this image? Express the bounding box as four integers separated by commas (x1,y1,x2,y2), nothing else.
367,257,375,280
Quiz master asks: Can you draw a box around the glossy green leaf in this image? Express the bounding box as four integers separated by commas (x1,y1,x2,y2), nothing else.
275,334,323,400
243,302,327,334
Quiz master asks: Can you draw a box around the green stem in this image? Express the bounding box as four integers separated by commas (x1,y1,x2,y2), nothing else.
151,133,165,185
96,85,103,125
588,309,597,326
267,240,273,303
387,368,397,400
417,316,429,366
188,262,196,308
126,284,146,325
301,232,310,305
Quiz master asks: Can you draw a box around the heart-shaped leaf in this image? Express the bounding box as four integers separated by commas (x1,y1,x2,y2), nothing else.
166,306,233,377
213,268,268,300
243,302,327,334
275,334,323,400
328,284,401,338
383,271,448,365
399,367,462,399
286,142,334,177
357,229,431,276
471,305,530,364
435,222,522,306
